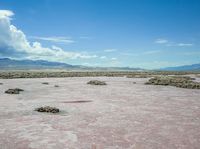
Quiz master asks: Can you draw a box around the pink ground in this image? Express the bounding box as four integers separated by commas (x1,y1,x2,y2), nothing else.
0,77,200,149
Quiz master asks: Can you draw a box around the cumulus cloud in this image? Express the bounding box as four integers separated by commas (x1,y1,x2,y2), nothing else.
0,10,14,19
0,10,96,61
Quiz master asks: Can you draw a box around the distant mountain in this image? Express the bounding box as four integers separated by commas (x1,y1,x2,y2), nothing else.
87,66,144,71
1,58,199,71
0,58,76,69
161,63,200,71
0,58,143,71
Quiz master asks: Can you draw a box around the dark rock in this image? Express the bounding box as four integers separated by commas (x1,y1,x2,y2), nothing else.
35,106,59,113
54,85,59,87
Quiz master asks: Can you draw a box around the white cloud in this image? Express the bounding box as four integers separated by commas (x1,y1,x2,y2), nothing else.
0,10,97,61
155,38,194,47
111,57,117,60
120,52,139,56
110,58,120,67
155,39,168,44
177,43,193,47
166,43,194,47
104,49,117,52
143,50,161,55
0,10,14,19
100,56,106,59
30,36,74,44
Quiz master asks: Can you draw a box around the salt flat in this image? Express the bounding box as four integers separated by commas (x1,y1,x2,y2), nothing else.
0,77,200,149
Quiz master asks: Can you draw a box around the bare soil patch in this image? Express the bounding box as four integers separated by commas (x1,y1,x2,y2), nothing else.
0,77,200,148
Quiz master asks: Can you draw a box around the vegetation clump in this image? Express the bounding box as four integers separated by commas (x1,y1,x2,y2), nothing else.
195,74,200,78
0,71,198,79
145,76,200,89
35,106,59,113
87,80,107,85
5,88,24,94
126,74,151,78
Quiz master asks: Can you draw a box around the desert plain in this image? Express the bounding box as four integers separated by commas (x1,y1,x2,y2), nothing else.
0,74,200,149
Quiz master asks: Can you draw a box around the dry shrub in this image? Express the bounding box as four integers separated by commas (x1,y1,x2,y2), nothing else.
145,76,200,89
87,80,107,85
126,74,151,78
0,71,199,79
35,106,59,113
5,88,24,94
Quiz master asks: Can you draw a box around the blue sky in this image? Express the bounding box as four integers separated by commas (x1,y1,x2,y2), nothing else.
0,0,200,69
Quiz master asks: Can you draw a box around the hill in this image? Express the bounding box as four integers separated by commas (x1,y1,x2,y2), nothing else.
161,63,200,71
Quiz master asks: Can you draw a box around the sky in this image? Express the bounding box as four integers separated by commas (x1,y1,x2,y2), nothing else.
0,0,200,69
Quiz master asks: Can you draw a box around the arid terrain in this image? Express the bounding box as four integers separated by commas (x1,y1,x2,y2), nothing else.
0,75,200,149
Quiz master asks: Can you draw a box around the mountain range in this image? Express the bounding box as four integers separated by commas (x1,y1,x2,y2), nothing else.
160,63,200,71
0,58,76,69
0,58,142,71
0,58,199,71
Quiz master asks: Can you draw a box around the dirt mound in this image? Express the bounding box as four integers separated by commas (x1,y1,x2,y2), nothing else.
87,80,107,85
5,88,24,94
145,76,200,89
35,106,59,113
